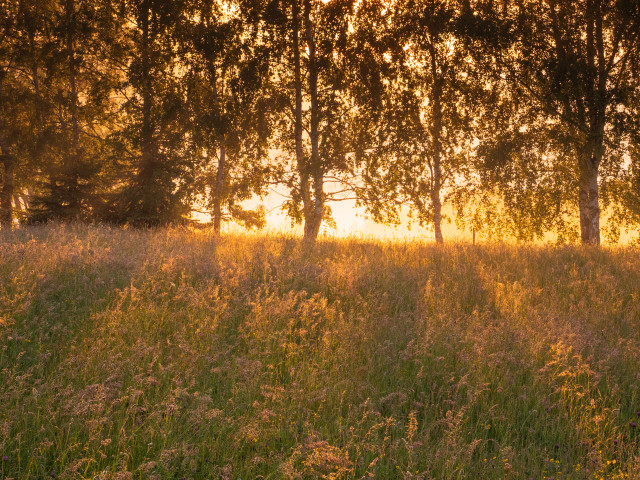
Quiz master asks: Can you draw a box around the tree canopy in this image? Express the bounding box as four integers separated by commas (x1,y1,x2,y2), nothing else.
1,0,639,243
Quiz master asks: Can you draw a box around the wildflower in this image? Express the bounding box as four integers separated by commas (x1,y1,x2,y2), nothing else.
630,422,637,428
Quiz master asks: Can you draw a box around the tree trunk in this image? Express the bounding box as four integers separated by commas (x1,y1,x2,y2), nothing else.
577,0,604,246
13,194,23,212
27,16,43,133
578,153,600,245
135,0,157,223
210,60,226,235
27,15,45,168
22,193,31,210
141,1,153,177
66,0,81,218
305,174,323,240
428,38,444,244
431,93,443,244
432,191,443,244
212,145,225,235
292,0,314,241
303,0,323,242
0,67,13,228
0,137,14,229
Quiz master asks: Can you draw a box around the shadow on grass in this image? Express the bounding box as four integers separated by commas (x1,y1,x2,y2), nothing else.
0,226,153,478
2,229,640,479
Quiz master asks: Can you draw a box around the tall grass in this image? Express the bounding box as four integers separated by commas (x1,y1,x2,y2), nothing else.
1,224,639,479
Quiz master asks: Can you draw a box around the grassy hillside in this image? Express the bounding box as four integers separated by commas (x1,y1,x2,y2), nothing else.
1,224,639,479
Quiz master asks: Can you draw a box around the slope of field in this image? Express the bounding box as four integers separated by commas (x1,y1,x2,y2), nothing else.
1,224,639,479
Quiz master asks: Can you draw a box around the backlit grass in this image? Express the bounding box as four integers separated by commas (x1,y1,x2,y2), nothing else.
1,224,640,479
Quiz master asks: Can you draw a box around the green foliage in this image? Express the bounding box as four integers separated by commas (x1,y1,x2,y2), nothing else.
353,0,480,240
112,0,197,226
259,0,363,239
467,0,640,244
6,0,126,223
180,0,272,231
2,224,640,478
1,0,640,239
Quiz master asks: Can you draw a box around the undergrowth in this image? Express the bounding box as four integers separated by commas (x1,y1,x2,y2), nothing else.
1,224,639,479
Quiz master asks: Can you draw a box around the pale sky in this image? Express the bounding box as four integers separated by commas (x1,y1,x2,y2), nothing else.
197,187,637,245
197,185,469,242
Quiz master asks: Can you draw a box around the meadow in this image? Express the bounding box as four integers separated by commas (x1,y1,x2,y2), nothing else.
1,224,639,479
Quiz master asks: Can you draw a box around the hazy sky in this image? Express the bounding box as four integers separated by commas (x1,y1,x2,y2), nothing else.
200,186,467,240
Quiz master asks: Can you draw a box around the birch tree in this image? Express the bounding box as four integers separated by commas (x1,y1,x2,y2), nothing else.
259,0,358,242
484,0,640,244
182,0,272,234
354,0,478,243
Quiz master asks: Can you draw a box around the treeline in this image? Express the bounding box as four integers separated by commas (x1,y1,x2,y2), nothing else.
0,0,639,244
